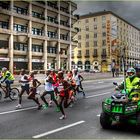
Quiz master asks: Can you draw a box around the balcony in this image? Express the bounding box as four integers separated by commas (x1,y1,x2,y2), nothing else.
71,54,74,58
60,6,69,14
48,32,58,40
60,20,70,28
0,2,10,10
47,52,57,57
101,54,107,59
32,11,45,20
0,49,8,54
32,52,43,57
14,50,27,56
13,6,28,15
47,16,59,25
60,34,69,41
93,54,98,57
85,54,90,58
0,21,9,29
32,28,44,36
47,1,58,10
77,54,82,58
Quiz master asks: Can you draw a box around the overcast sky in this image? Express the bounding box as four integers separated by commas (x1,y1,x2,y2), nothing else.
73,1,140,28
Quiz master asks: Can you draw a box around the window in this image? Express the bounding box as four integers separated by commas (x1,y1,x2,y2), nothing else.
14,42,28,51
85,19,89,23
60,34,68,40
102,48,106,55
102,16,106,22
102,32,106,37
94,33,97,38
48,31,57,38
102,23,106,28
93,18,97,22
32,28,43,36
86,49,89,55
78,50,81,55
102,40,106,46
78,43,81,48
32,11,44,20
32,44,43,52
86,34,89,39
93,49,97,55
78,35,81,40
85,42,89,47
14,24,27,32
0,21,8,29
94,25,97,30
85,26,89,31
47,46,57,54
0,40,8,49
13,6,28,15
94,41,97,47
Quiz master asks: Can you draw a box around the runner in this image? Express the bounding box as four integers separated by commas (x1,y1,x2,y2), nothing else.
40,70,60,112
57,71,73,119
28,71,42,110
49,69,58,106
16,69,30,109
73,69,85,98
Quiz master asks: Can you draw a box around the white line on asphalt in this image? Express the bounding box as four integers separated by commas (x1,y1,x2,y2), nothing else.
98,81,104,83
86,92,111,99
97,114,100,117
0,106,37,115
32,120,85,138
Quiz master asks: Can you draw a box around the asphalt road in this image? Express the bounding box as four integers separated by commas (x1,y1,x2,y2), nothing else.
0,77,140,138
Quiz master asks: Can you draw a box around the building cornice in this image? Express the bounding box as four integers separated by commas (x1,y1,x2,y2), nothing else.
79,11,140,31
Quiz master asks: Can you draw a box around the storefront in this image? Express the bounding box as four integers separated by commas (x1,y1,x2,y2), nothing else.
0,57,9,69
32,59,44,70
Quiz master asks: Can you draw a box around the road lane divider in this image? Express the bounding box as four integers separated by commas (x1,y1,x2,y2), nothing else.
0,106,37,115
32,120,85,138
86,92,111,99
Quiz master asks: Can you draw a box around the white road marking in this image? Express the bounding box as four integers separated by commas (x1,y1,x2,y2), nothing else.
97,114,100,117
98,81,104,83
32,120,85,138
0,106,37,115
86,92,111,99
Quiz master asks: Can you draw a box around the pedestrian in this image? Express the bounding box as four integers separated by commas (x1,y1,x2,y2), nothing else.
115,64,119,77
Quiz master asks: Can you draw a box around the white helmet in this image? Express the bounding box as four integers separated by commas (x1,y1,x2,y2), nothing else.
2,67,7,72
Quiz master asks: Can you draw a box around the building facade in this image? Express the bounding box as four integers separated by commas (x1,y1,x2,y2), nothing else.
72,11,140,72
0,0,78,73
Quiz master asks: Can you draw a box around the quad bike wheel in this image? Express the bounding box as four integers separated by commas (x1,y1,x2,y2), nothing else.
100,112,112,129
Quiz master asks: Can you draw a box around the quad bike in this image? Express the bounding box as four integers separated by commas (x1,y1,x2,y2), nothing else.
100,82,140,131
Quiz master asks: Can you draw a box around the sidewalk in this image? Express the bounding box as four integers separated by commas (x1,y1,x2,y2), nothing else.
12,72,123,86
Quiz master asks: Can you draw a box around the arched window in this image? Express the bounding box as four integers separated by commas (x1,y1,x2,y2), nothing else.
71,61,75,69
85,61,90,70
77,61,83,69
